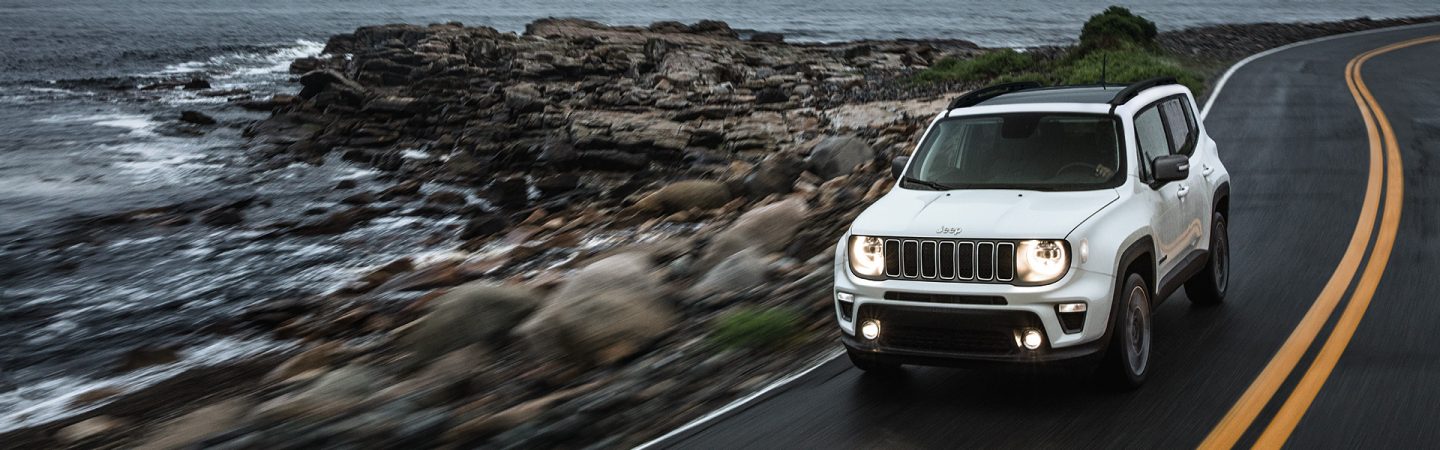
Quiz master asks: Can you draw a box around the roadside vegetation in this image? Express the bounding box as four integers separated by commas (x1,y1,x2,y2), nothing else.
709,307,804,350
915,6,1206,93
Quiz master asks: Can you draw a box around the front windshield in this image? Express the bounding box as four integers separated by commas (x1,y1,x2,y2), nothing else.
903,113,1122,191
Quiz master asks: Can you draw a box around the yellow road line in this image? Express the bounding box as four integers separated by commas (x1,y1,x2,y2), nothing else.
1196,35,1390,450
1251,35,1440,448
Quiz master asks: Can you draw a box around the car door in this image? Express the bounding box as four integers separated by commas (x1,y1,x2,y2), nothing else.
1159,97,1207,258
1133,103,1186,277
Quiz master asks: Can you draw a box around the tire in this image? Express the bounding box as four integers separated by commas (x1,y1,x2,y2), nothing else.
1099,273,1152,389
846,347,901,374
1185,213,1229,305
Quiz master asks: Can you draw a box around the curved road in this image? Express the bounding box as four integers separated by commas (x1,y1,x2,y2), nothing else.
655,23,1440,449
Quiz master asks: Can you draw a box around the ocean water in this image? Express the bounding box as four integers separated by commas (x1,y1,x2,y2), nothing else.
1,0,1438,432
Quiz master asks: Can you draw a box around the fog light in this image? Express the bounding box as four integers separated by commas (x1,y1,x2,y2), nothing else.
1022,328,1043,350
860,320,881,340
1058,302,1086,313
836,292,854,302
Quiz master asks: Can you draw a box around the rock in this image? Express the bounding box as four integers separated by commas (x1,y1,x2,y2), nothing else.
290,206,385,235
749,32,785,43
689,248,769,296
265,341,342,383
134,398,250,450
342,191,378,205
115,346,181,373
632,180,732,214
334,179,358,190
69,386,124,407
298,69,368,100
289,57,322,74
183,78,211,90
444,384,592,442
179,110,217,125
755,87,788,104
703,198,809,266
365,96,419,113
516,253,677,366
742,154,804,197
253,365,382,422
460,213,509,241
56,415,128,443
425,190,467,206
534,173,580,196
398,282,540,363
504,83,545,114
200,205,244,226
805,135,875,179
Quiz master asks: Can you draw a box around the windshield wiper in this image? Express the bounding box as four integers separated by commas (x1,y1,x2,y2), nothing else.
901,177,958,191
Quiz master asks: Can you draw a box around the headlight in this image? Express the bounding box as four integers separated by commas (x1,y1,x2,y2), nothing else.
1015,239,1069,285
848,235,885,280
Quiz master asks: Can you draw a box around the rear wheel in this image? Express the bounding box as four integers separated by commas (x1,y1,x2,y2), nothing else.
846,347,901,374
1100,273,1151,389
1185,213,1229,305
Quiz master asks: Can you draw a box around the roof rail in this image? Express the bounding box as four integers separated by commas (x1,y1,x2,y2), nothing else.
1107,77,1177,106
947,81,1043,110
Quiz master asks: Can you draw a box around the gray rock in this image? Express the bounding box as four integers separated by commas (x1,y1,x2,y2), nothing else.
516,252,678,366
742,154,803,197
689,248,768,296
632,180,732,214
703,198,809,266
805,135,875,179
397,282,540,363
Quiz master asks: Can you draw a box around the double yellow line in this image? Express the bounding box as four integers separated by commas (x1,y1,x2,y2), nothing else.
1199,34,1439,449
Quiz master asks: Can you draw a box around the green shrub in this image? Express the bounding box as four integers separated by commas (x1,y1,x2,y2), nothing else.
1057,48,1204,93
913,49,1037,83
1079,6,1158,52
709,307,802,350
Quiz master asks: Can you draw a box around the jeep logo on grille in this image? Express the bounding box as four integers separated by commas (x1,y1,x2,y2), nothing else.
935,226,964,235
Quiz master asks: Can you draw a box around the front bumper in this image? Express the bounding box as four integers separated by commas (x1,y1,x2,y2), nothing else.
834,242,1116,365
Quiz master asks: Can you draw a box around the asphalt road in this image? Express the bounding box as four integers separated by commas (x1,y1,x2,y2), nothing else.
656,23,1440,449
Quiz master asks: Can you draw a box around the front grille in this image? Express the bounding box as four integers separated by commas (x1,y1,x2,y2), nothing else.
882,238,1014,282
858,304,1041,356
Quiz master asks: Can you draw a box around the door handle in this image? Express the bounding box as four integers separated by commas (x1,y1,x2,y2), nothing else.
1177,185,1190,199
1202,164,1215,177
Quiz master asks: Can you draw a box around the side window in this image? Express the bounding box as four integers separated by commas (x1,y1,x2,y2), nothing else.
1161,99,1196,156
1134,106,1172,175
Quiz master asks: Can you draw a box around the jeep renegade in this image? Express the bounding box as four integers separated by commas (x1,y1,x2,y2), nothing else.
834,78,1231,387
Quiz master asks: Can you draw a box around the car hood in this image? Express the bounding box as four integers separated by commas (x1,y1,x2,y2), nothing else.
850,187,1119,239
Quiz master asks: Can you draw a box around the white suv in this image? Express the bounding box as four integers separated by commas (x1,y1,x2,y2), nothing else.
834,78,1230,387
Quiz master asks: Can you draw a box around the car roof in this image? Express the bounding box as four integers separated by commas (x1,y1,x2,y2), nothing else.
975,85,1123,106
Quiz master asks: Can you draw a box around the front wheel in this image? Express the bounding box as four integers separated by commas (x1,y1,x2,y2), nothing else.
1099,273,1152,389
1185,213,1229,305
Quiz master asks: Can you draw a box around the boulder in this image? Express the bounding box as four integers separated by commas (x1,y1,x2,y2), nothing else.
397,282,540,363
504,83,545,114
703,198,809,266
253,365,382,422
179,110,217,125
632,180,732,214
742,154,804,197
805,135,875,179
115,346,180,373
265,341,342,383
688,248,769,296
516,253,677,366
56,416,128,444
134,399,250,450
460,213,509,241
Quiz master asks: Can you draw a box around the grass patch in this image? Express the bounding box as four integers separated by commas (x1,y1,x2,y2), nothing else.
1055,46,1205,93
913,49,1037,84
709,307,802,350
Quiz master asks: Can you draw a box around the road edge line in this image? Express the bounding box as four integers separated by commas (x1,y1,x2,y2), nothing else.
633,347,844,449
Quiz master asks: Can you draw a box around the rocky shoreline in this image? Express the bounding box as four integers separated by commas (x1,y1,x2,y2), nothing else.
10,14,1440,449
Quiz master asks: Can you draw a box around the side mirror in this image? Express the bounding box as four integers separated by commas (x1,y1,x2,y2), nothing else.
1152,154,1190,184
891,156,910,179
